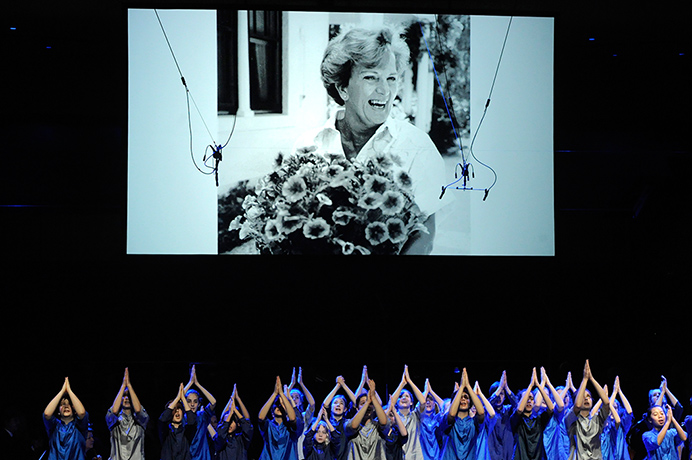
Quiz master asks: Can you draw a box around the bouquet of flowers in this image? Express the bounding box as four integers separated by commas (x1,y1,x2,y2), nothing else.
229,147,429,255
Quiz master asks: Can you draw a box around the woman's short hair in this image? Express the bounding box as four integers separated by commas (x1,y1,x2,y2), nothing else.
321,26,410,105
314,420,332,442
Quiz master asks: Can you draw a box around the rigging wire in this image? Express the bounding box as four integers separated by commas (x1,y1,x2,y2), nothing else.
427,15,512,200
419,21,464,157
154,9,236,184
467,16,513,195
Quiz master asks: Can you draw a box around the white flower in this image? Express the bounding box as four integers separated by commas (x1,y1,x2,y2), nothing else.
379,190,405,216
358,192,383,210
386,217,407,244
334,238,355,255
332,207,358,226
363,174,389,195
364,221,389,246
282,175,308,202
316,193,332,206
264,219,282,242
302,217,330,239
278,215,303,234
393,169,413,189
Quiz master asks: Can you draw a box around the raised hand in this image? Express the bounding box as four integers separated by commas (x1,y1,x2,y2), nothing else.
583,360,592,381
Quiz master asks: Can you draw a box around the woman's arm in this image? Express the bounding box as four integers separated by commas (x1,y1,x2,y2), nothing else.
390,405,408,437
426,380,446,413
669,408,687,442
390,367,408,407
258,378,280,421
537,368,556,412
587,362,610,410
322,380,342,411
659,377,680,409
64,378,86,419
517,369,536,414
463,369,484,421
338,376,358,405
111,369,127,415
180,384,192,412
223,387,237,422
656,406,675,446
168,384,183,410
44,378,68,419
617,378,633,415
296,367,316,412
127,368,143,414
350,392,372,430
405,367,427,408
609,380,621,426
278,377,297,422
235,386,251,420
447,381,463,423
474,381,495,419
368,380,388,426
574,363,589,413
401,215,435,255
355,366,368,402
192,366,217,409
311,406,326,432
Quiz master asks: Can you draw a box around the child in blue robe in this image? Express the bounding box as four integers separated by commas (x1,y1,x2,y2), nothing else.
43,378,89,460
439,369,485,460
258,376,305,460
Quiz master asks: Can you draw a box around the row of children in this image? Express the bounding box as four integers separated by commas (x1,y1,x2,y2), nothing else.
34,360,691,460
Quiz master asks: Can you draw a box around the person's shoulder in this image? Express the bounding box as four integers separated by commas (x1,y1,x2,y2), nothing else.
389,118,433,144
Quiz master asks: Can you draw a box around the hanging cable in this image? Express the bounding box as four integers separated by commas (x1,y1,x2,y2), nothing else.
154,9,235,186
425,15,511,201
466,16,513,196
419,21,464,158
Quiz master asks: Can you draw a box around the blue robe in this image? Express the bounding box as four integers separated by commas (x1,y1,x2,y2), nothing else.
259,416,304,460
440,415,482,460
190,405,214,460
420,411,443,460
43,414,90,460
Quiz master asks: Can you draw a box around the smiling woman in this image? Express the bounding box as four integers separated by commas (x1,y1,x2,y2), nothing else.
285,25,448,254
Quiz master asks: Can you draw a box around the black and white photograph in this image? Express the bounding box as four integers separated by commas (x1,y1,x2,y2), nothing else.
3,1,690,459
127,9,554,256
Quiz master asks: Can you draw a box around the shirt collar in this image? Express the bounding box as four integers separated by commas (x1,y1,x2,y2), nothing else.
325,108,399,141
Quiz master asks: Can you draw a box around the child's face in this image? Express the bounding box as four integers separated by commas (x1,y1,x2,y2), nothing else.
273,397,285,417
172,406,183,423
524,393,535,413
388,409,396,424
331,397,346,417
86,431,95,449
494,389,506,406
425,395,437,413
314,425,329,443
186,393,200,412
649,390,661,406
59,398,73,418
357,395,368,411
122,390,132,409
650,407,666,428
397,391,412,409
582,391,593,409
458,392,471,411
290,390,303,408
